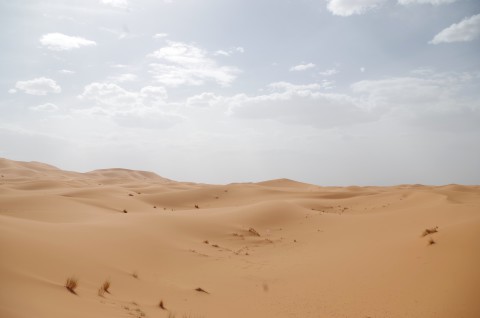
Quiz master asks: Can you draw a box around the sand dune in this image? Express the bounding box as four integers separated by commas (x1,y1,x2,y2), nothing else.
1,158,479,318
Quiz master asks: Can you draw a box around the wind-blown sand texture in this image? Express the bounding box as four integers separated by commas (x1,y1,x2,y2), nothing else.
1,158,479,318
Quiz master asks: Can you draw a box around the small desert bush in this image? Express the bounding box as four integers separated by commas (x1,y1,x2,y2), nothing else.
102,279,111,292
248,227,260,237
98,279,111,297
195,287,209,294
65,276,78,294
422,226,438,237
159,300,166,310
428,238,436,245
132,271,139,279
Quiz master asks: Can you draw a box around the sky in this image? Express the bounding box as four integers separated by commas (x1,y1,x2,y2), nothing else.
1,0,479,185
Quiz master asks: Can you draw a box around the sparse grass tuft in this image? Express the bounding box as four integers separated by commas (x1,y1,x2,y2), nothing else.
65,276,78,294
194,204,199,209
422,226,439,237
429,238,436,245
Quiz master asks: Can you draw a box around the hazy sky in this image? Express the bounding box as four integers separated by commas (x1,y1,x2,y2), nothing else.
1,0,479,185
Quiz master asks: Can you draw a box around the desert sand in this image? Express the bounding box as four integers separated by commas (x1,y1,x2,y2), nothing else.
0,157,479,318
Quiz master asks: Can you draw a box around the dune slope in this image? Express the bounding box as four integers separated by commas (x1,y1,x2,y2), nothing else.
1,158,479,318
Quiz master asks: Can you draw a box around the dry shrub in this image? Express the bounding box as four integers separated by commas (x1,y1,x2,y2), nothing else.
102,280,111,292
98,279,111,297
422,226,438,237
65,277,78,294
248,227,260,237
429,238,436,245
132,271,139,279
159,300,166,310
195,287,209,294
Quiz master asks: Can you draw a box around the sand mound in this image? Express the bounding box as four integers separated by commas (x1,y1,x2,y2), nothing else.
86,168,172,183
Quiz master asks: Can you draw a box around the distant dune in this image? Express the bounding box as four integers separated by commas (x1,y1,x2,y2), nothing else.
1,158,479,318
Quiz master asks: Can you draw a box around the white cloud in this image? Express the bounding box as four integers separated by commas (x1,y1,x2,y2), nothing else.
223,71,480,132
214,47,245,57
319,69,338,76
78,82,138,110
39,33,96,51
100,0,128,9
153,33,169,39
77,82,180,129
290,63,315,71
59,69,75,75
398,0,458,4
99,27,130,40
149,41,212,65
140,86,168,105
30,103,59,112
326,0,456,16
78,83,169,110
352,75,455,109
266,81,325,92
108,73,138,83
410,68,434,75
214,50,230,56
15,77,61,95
430,14,480,44
228,81,370,128
186,92,223,108
148,41,240,86
110,64,129,69
351,71,480,131
327,0,386,16
8,89,17,94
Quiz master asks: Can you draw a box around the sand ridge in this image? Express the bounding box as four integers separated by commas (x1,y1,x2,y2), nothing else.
1,158,479,318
